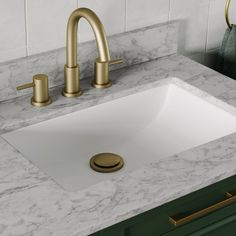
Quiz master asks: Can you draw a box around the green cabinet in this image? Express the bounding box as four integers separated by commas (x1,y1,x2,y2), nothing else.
91,176,236,236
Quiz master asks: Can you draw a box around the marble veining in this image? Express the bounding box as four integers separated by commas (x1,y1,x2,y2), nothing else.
1,54,236,134
1,53,236,236
0,21,178,102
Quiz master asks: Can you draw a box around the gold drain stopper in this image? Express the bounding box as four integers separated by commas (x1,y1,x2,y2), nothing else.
90,153,124,173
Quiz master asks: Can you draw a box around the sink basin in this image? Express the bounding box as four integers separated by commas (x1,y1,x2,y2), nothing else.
3,80,236,191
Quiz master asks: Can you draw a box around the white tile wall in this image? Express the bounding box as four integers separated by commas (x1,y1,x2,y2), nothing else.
169,0,210,55
126,0,170,31
0,0,27,63
78,0,125,42
0,0,234,68
26,0,77,55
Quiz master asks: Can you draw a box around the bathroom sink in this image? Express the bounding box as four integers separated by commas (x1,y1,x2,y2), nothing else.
3,81,236,191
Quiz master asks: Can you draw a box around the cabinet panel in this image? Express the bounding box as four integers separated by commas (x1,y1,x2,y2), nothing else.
90,175,236,236
202,215,236,236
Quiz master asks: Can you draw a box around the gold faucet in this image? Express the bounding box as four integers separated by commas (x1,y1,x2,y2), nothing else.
63,8,123,97
16,74,52,107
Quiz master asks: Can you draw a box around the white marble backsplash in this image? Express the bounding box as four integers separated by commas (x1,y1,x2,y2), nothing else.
0,21,178,102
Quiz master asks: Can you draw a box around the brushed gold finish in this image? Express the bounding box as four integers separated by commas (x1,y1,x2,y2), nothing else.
225,0,232,29
90,153,124,173
109,59,123,65
31,97,52,107
92,58,123,88
64,8,123,95
63,65,83,97
17,74,52,107
169,190,236,227
92,59,110,88
17,82,34,90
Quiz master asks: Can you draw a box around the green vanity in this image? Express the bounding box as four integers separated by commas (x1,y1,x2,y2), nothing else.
91,176,236,236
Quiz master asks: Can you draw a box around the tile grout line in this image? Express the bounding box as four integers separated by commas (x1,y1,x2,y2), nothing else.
204,0,212,59
168,0,171,22
124,0,127,32
24,0,29,56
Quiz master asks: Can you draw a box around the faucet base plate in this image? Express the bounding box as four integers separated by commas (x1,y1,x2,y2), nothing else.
91,80,112,89
31,96,52,107
62,90,83,98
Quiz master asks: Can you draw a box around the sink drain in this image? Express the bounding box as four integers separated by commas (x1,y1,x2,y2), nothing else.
90,153,124,173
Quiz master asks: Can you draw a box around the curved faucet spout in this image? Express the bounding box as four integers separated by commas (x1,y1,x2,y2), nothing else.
63,7,123,97
66,8,110,68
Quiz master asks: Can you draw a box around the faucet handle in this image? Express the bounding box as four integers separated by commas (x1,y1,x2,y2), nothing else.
16,74,52,107
93,58,123,89
17,82,34,90
109,58,123,65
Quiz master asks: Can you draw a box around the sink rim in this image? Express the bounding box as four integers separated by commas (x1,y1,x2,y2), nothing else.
3,78,236,192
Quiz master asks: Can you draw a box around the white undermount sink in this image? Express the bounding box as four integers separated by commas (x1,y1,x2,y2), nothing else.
3,80,236,191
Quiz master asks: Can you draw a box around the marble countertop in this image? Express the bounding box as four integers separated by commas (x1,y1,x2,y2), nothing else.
1,54,236,236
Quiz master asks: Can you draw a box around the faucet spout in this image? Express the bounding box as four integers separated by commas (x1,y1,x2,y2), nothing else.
66,8,110,68
63,8,123,97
